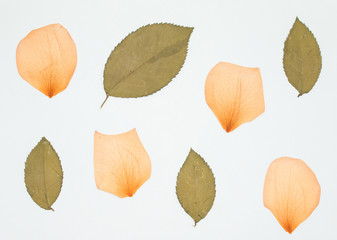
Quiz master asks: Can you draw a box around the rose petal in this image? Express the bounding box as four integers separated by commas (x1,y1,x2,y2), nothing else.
205,62,265,132
263,157,321,233
94,129,151,198
16,24,77,98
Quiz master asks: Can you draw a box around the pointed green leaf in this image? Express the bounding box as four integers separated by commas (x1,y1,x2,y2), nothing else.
24,137,63,211
101,23,193,107
176,149,216,225
283,17,322,97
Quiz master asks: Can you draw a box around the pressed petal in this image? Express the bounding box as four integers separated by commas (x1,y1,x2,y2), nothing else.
16,23,77,98
94,129,151,198
263,157,321,234
205,62,265,132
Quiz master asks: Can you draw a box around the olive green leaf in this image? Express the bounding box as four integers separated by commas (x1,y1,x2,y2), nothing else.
283,17,322,97
101,23,194,108
176,149,216,226
24,137,63,211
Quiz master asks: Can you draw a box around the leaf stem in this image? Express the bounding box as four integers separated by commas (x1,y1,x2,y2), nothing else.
101,95,109,108
50,207,55,212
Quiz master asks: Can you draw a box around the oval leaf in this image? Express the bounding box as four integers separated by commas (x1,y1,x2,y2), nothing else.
24,137,63,210
283,17,322,96
176,149,216,225
16,24,77,98
101,23,193,107
263,157,321,233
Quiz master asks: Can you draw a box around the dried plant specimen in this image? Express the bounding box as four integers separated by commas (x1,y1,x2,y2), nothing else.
24,137,63,211
16,24,77,98
94,129,151,197
205,62,265,132
263,157,321,233
101,23,193,108
176,149,215,226
283,17,322,96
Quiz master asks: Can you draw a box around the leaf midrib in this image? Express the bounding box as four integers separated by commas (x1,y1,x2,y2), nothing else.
42,143,51,209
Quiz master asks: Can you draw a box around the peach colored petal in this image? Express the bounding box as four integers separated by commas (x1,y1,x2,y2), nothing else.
263,157,321,233
94,129,151,198
205,62,265,132
16,24,77,98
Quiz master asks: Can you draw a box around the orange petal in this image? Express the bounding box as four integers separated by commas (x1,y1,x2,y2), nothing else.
16,24,77,98
205,62,265,132
263,157,321,233
94,129,151,198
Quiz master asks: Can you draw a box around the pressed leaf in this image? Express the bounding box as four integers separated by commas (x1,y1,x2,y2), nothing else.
176,149,215,225
283,17,322,96
24,137,63,210
94,129,151,198
205,62,265,132
101,23,193,107
263,157,320,233
16,23,77,98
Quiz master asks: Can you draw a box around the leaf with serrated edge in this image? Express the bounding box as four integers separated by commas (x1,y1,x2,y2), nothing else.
24,137,63,211
176,149,216,226
101,23,193,108
283,17,322,96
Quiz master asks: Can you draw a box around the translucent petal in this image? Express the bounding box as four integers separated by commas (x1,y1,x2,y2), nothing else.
94,129,151,198
16,24,77,98
205,62,265,132
263,157,321,233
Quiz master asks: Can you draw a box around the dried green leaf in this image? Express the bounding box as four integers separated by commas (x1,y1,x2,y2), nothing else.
24,137,63,211
176,149,216,226
283,17,322,96
101,23,193,107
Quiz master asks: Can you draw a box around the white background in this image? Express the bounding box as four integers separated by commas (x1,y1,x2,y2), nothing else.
0,0,336,239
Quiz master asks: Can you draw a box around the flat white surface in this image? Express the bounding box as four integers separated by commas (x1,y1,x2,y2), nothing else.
0,0,337,239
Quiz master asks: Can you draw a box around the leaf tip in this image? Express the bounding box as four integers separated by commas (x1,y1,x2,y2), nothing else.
294,17,303,26
188,148,199,160
40,137,49,143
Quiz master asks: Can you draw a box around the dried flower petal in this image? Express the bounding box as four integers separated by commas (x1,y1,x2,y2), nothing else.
16,23,77,98
205,62,265,132
263,157,321,233
94,129,151,198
